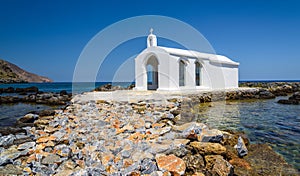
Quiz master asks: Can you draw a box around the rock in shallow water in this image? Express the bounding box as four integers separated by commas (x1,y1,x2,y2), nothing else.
235,136,248,157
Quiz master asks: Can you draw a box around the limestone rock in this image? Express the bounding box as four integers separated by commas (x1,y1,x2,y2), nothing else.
0,134,15,148
197,129,223,143
156,154,186,175
17,141,36,150
205,155,234,176
41,154,60,165
183,154,205,173
141,158,158,174
235,136,248,157
172,122,208,138
190,142,226,155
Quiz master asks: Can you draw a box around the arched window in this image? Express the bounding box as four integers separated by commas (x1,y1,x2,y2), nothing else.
146,56,159,90
179,60,186,86
195,62,202,86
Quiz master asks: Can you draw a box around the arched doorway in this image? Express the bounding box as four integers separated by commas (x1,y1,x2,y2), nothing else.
195,61,202,86
179,60,186,86
146,56,159,90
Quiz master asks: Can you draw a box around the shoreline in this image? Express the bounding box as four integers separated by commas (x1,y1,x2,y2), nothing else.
0,83,300,175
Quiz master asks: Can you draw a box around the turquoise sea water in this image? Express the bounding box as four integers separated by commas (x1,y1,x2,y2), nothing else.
0,82,299,171
193,98,300,171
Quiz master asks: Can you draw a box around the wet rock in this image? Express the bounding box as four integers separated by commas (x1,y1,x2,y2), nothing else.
235,136,248,157
221,130,249,147
156,154,186,175
278,91,300,105
278,99,299,105
39,109,56,117
0,134,15,148
17,113,38,124
190,142,226,155
258,89,275,99
15,86,38,93
0,127,26,135
238,144,299,176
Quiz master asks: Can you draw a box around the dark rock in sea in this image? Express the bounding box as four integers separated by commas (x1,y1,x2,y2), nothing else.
278,91,300,105
39,109,56,117
235,136,248,157
278,99,299,105
94,83,135,91
60,90,68,96
2,87,15,93
15,86,39,93
0,96,20,104
16,113,38,124
0,127,26,135
258,89,275,99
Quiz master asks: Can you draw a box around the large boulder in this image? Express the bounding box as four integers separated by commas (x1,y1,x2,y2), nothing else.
190,142,226,155
156,154,186,175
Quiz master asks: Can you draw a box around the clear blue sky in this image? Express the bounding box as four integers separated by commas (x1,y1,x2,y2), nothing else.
0,0,299,82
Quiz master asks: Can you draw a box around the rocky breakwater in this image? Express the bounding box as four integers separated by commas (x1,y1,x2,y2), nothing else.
0,97,298,175
240,82,300,96
0,87,72,105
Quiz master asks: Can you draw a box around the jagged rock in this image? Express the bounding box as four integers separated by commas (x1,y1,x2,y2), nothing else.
39,109,56,116
190,142,226,155
17,141,35,150
0,164,23,175
172,122,208,138
156,154,186,175
278,91,300,105
183,154,205,174
0,134,15,148
0,146,28,165
17,113,38,124
0,127,26,135
197,129,223,143
54,144,71,157
235,136,248,157
205,155,234,176
141,158,158,174
41,154,61,165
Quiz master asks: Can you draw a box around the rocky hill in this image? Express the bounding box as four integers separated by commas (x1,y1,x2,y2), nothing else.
0,59,52,83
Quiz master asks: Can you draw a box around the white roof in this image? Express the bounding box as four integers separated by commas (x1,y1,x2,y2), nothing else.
158,46,239,66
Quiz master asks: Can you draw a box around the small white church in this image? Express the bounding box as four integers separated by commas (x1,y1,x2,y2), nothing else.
134,29,239,91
